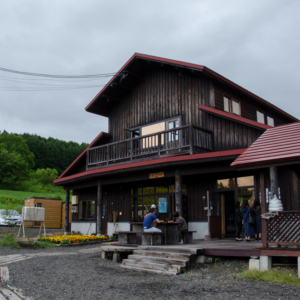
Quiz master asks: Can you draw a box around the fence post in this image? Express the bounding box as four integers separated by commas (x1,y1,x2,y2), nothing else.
130,132,133,161
86,149,89,171
158,133,161,157
107,145,109,166
189,125,193,155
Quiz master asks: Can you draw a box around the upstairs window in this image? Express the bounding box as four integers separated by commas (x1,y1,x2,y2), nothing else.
256,111,265,124
224,96,241,116
256,111,275,126
267,116,274,127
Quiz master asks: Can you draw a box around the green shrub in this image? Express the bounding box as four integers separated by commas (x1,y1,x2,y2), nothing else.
0,233,20,248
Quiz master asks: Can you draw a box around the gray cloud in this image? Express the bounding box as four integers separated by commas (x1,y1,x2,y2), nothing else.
1,0,299,144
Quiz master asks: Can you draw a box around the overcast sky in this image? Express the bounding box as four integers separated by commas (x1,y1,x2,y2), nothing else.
1,0,299,144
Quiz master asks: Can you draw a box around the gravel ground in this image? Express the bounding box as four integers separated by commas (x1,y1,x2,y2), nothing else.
0,243,299,300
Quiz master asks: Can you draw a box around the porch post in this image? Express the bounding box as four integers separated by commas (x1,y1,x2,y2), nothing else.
97,180,102,236
175,169,182,216
269,166,278,199
64,189,70,235
260,172,267,247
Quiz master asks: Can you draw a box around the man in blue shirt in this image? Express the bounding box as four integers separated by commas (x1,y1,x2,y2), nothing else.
143,208,163,232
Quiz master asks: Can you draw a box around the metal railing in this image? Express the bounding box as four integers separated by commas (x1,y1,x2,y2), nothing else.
87,125,213,170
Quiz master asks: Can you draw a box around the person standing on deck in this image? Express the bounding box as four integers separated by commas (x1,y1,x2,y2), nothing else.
241,199,254,241
251,199,262,241
143,208,163,232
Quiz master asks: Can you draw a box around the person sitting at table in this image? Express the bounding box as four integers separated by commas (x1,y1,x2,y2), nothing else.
168,211,187,244
150,204,160,219
143,208,164,232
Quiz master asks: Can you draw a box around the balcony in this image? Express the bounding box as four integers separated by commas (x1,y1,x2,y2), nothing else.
86,125,213,170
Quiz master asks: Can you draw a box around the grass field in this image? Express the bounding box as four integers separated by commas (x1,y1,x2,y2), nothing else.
0,189,66,213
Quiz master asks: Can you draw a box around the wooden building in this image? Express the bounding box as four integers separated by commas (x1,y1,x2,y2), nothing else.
54,53,299,239
24,197,72,229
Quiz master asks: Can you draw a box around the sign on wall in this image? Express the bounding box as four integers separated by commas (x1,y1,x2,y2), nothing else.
149,172,164,179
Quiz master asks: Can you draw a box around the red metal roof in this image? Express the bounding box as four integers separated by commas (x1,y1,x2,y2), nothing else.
58,132,111,179
54,148,245,185
86,52,298,122
231,122,300,167
199,105,272,130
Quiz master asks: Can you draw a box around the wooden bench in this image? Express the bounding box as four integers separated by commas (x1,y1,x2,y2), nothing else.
142,232,166,246
182,231,197,244
114,231,144,245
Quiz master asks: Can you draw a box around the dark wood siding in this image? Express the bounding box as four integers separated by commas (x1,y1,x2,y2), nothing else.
214,84,290,126
207,114,263,151
108,68,212,142
186,177,215,221
72,186,131,222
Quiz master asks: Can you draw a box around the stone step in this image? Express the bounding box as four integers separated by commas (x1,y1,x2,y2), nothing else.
133,250,192,260
123,259,183,273
120,264,178,275
127,254,188,266
138,245,201,255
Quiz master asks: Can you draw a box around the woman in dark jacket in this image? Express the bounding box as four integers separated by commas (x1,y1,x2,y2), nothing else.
235,201,243,241
241,199,254,241
251,199,262,241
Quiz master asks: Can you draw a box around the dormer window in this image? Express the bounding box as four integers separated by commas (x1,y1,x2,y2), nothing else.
267,116,274,127
256,111,265,124
256,111,275,126
224,96,241,116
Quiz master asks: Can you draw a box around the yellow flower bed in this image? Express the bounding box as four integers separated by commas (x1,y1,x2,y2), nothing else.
40,235,109,244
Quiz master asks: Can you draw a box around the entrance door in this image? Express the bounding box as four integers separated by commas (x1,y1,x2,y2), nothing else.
209,192,222,238
101,193,108,235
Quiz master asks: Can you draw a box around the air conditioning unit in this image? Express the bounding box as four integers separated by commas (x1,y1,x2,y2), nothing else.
72,196,78,205
22,207,45,221
71,206,78,213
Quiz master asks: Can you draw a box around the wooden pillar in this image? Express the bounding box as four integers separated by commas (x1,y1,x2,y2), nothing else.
97,180,102,236
260,172,267,247
64,189,70,235
175,169,182,216
270,166,278,199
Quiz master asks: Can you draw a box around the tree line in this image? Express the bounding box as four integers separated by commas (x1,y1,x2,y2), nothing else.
0,131,88,184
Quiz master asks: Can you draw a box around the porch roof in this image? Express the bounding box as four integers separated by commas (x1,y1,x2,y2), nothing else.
54,148,246,185
231,122,300,169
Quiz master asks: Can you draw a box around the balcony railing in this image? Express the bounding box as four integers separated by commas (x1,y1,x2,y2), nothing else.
86,125,213,170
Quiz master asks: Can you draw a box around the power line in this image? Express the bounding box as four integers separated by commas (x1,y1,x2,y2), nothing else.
0,66,117,78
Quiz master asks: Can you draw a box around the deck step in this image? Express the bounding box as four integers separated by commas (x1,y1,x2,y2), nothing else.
127,254,188,266
138,245,201,254
122,259,183,273
133,250,192,260
120,264,178,275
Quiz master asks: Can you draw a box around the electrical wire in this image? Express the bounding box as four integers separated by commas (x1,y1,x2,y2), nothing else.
0,66,117,78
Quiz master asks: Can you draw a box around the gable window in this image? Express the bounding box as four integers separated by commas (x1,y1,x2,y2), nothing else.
267,116,274,127
223,96,241,116
256,111,265,124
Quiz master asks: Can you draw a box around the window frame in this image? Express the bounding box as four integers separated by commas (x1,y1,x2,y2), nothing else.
267,116,274,127
256,111,265,124
223,95,241,116
79,200,96,220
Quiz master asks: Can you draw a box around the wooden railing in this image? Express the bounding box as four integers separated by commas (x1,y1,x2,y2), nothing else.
87,125,213,170
267,211,300,244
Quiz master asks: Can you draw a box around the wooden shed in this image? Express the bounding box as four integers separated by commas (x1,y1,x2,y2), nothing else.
24,197,72,229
